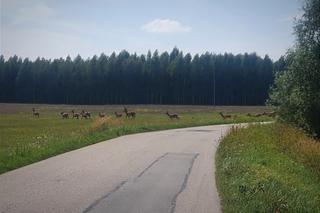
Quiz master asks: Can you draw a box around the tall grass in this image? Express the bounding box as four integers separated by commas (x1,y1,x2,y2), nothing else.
216,123,320,212
272,123,320,178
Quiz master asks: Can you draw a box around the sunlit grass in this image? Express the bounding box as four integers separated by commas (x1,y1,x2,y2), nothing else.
216,123,320,212
0,105,272,174
272,123,320,177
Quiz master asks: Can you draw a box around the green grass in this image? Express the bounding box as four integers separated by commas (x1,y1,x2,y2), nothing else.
0,104,272,174
216,123,320,213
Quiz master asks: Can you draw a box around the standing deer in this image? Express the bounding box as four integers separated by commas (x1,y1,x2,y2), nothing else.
114,111,122,118
81,110,87,119
99,112,105,118
123,107,136,118
166,111,179,119
60,112,69,119
81,110,91,119
219,112,232,119
71,110,80,119
32,108,40,117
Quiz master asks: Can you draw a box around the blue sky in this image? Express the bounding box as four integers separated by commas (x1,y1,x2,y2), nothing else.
1,0,301,60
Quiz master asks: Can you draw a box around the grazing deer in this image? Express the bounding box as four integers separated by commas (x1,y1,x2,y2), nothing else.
114,111,122,118
60,112,69,119
219,112,232,119
81,110,87,119
99,112,105,118
71,110,80,119
32,108,40,118
81,110,91,119
166,111,179,119
123,107,136,118
85,111,91,118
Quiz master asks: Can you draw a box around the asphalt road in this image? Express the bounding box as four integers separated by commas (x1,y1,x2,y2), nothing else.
0,124,232,213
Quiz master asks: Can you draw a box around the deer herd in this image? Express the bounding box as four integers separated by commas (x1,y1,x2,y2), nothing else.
31,107,138,119
31,107,276,120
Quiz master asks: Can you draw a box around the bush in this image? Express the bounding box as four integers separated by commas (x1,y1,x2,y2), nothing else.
268,0,320,136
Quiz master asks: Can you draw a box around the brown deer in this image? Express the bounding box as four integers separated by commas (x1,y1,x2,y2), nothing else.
60,112,69,119
219,112,232,119
123,107,136,118
32,108,40,118
166,111,179,119
114,111,122,118
99,112,105,118
81,110,91,119
71,110,80,119
81,110,87,119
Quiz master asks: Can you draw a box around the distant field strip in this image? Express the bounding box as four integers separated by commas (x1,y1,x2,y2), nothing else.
0,104,273,174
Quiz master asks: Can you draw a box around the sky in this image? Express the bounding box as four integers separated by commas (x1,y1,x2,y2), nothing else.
0,0,302,61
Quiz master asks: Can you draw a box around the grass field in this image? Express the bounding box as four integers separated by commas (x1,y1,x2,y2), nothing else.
216,123,320,212
0,103,273,174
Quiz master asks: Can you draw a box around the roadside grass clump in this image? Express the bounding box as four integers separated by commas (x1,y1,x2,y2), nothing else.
272,123,320,177
216,123,320,213
90,116,115,132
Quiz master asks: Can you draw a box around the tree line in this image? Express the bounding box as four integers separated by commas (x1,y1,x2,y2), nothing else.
0,49,274,105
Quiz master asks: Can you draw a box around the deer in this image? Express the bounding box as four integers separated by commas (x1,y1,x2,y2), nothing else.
219,112,232,119
32,108,40,118
123,107,136,118
71,110,80,119
81,111,87,119
99,112,105,118
60,112,69,119
166,111,179,119
81,110,91,119
114,111,122,118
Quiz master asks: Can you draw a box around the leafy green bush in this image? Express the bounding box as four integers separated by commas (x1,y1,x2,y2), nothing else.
268,0,320,136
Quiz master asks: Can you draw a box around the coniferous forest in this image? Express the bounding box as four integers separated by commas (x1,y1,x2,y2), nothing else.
0,48,276,105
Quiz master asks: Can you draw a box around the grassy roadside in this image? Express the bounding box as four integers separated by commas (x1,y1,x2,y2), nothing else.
0,106,272,174
216,123,320,212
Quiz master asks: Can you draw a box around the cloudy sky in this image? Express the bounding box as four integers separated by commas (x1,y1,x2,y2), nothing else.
1,0,301,60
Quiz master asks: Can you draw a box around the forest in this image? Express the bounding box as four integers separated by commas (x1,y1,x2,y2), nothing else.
0,48,277,105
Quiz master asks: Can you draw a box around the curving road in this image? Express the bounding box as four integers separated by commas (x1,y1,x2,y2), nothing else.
0,124,233,213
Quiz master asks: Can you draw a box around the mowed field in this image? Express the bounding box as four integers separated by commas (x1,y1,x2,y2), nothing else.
0,103,273,174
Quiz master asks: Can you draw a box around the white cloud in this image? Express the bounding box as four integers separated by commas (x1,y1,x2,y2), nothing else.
2,0,58,33
1,0,98,36
19,4,54,18
2,0,54,24
141,19,191,33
